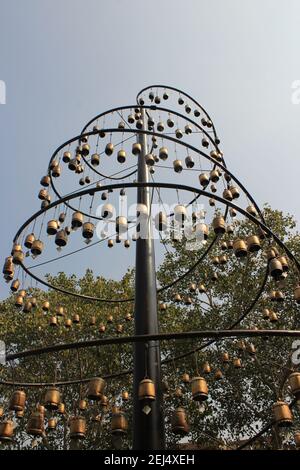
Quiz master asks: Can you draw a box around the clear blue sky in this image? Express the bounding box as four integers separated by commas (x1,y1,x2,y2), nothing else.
1,0,300,298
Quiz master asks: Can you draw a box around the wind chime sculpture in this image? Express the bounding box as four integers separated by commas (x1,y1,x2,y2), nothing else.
1,85,300,450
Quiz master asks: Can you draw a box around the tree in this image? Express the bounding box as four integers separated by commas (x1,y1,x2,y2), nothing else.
0,206,299,450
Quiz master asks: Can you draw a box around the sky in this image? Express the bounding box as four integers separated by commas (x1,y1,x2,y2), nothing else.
0,0,300,299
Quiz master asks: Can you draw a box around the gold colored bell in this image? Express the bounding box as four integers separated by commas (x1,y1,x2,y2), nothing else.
159,147,168,160
23,301,32,313
40,175,50,186
174,293,181,303
44,387,61,410
210,169,220,182
99,323,106,333
101,395,109,407
89,316,96,326
0,420,14,442
229,186,240,199
176,129,183,139
294,432,300,448
117,149,126,163
182,373,190,384
215,370,223,380
58,403,65,414
52,164,61,177
262,308,270,319
15,295,24,308
173,159,183,173
55,229,68,247
62,151,71,163
273,401,293,427
111,411,128,435
31,239,44,256
122,391,129,401
222,352,230,363
175,387,183,398
189,283,197,292
203,362,211,374
219,254,227,265
132,143,141,155
47,418,57,430
191,376,208,401
9,390,26,411
71,211,83,229
82,222,94,239
41,301,50,312
198,284,206,293
269,258,283,280
247,343,256,355
201,137,209,147
116,324,123,333
246,235,261,252
47,220,58,236
27,411,44,436
277,256,288,272
79,399,87,410
138,378,156,401
108,239,114,248
233,239,247,258
81,143,90,156
199,173,209,187
212,256,219,265
185,155,194,167
233,358,242,368
105,143,114,156
212,216,226,234
171,407,189,435
24,233,35,249
145,153,155,166
87,377,106,401
246,205,257,216
289,372,300,398
269,311,278,322
223,189,233,201
56,306,64,317
65,318,72,328
69,416,86,439
72,314,80,324
11,279,20,292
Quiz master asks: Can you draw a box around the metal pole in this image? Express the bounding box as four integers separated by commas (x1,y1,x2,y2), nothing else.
133,109,165,450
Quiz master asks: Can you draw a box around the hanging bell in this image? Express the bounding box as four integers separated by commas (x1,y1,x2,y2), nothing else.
136,119,143,129
184,124,192,135
222,352,230,363
116,216,127,234
269,311,278,322
185,155,194,168
62,151,71,163
294,433,300,448
52,164,61,178
27,411,44,436
23,301,33,313
246,235,261,252
159,147,168,160
111,411,128,435
233,358,242,368
47,418,57,431
122,391,129,401
82,222,95,239
15,295,24,308
41,301,49,312
38,188,48,200
171,407,189,435
138,379,156,401
145,153,155,166
31,240,44,256
212,216,226,235
47,220,58,235
173,159,183,173
269,258,283,280
247,343,256,355
44,387,61,410
159,303,167,312
273,401,293,427
99,323,106,333
11,279,20,292
91,153,100,166
71,212,84,229
72,314,80,324
233,239,248,258
201,137,209,148
105,143,114,156
289,372,300,399
132,143,141,155
40,175,50,187
69,416,86,439
223,189,233,201
87,377,106,401
81,144,90,156
65,318,72,328
0,420,14,442
174,293,181,303
198,284,206,293
212,256,219,266
199,173,210,187
210,169,220,182
55,229,68,247
89,316,96,326
167,118,174,128
79,399,87,410
24,233,35,249
215,370,223,380
219,255,227,265
194,109,200,117
189,283,197,293
157,122,164,132
262,308,270,319
229,186,240,199
191,377,208,401
117,150,126,163
3,256,14,277
182,373,190,384
49,316,58,327
175,129,183,139
203,362,211,374
9,390,26,411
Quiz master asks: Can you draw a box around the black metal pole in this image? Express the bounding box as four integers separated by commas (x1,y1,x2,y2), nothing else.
133,109,165,450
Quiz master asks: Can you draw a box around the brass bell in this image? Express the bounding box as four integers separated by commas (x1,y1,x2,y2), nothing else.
99,324,106,333
47,418,57,431
159,147,168,160
55,229,68,247
215,370,223,380
23,301,32,313
87,377,106,401
81,143,90,156
219,254,227,265
58,403,65,414
11,279,20,292
182,373,190,384
229,186,240,199
277,256,288,272
125,313,132,321
229,208,237,218
118,121,125,129
0,420,14,442
185,155,194,168
3,256,14,277
128,114,135,124
212,216,226,234
89,316,96,326
185,104,191,114
62,151,71,163
173,159,183,173
16,410,24,419
145,153,155,166
157,122,164,132
56,306,64,316
47,220,58,235
273,401,293,427
9,390,26,411
44,387,61,410
178,96,184,105
111,411,128,435
12,249,24,265
222,352,230,363
295,285,300,304
189,283,197,293
203,362,211,374
31,239,44,256
38,188,48,200
191,376,208,401
295,432,300,448
40,175,50,186
132,143,141,155
167,118,174,128
69,416,86,439
122,391,129,401
269,258,283,280
246,205,258,216
41,301,50,312
263,308,270,319
236,340,246,351
247,235,261,252
27,411,44,436
105,143,114,156
201,137,209,147
233,239,247,258
171,407,189,435
210,169,220,182
138,378,156,401
49,316,57,327
108,239,114,248
212,256,219,266
233,358,242,368
198,284,206,293
116,324,123,333
52,164,61,178
101,395,109,408
221,241,227,250
175,129,183,139
79,399,87,410
289,372,300,398
199,173,209,187
82,222,94,239
24,233,35,249
116,216,127,234
247,343,256,355
184,124,192,135
269,310,278,322
223,189,233,201
136,119,143,129
65,318,72,328
71,211,83,229
194,109,200,117
210,149,218,159
90,153,99,166
15,295,24,308
174,293,181,303
175,387,183,398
